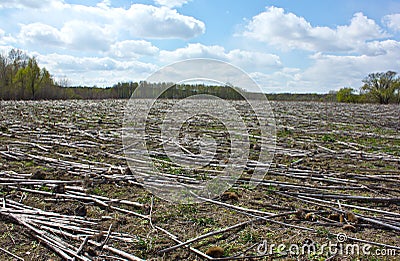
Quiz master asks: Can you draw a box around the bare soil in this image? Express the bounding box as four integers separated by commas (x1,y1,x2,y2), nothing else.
0,100,399,261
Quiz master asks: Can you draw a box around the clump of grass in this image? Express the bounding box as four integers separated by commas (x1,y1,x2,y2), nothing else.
178,203,198,214
90,187,105,196
321,134,335,143
191,217,216,226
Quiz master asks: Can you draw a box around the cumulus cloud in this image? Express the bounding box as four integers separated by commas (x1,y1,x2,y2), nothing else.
2,2,398,93
18,21,114,52
0,28,16,45
11,2,205,52
242,6,387,52
0,1,206,86
383,13,400,32
357,39,399,56
36,53,159,86
250,69,301,93
38,53,157,72
19,23,62,46
287,41,400,92
11,2,205,54
251,41,400,93
118,5,205,39
66,3,204,39
237,6,400,93
96,0,111,9
160,43,282,70
0,0,60,9
110,40,159,58
154,0,191,8
160,43,225,61
60,21,114,52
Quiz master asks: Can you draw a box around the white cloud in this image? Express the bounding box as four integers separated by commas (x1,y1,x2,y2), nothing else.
357,39,399,56
251,45,400,93
60,3,205,39
160,43,225,61
2,2,398,93
96,0,111,9
60,20,114,52
12,2,205,53
383,13,400,32
0,0,60,9
110,40,159,58
19,22,62,46
10,2,205,48
18,21,114,52
238,6,399,93
160,43,282,71
337,12,385,40
250,69,301,93
154,0,191,8
119,5,205,39
0,1,206,86
37,53,157,72
287,41,400,92
36,53,158,86
242,6,387,52
0,28,16,45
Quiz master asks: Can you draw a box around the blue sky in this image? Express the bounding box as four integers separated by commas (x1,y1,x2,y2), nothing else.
0,0,399,93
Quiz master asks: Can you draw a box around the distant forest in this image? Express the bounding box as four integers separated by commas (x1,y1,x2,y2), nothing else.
0,49,398,103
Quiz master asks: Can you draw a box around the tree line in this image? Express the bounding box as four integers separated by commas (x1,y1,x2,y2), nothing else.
1,49,399,103
0,49,57,100
0,49,140,100
0,49,250,100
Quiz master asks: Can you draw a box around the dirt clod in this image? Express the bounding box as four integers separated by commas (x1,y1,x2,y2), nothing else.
205,246,224,258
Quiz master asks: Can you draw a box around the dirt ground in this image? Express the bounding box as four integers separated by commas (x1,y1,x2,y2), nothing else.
0,99,399,260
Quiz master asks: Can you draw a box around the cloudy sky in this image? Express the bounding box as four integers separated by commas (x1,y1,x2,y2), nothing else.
1,0,399,93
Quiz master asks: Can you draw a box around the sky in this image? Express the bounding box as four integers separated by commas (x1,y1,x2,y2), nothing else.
0,0,400,93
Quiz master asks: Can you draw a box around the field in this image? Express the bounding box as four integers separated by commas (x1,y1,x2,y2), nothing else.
0,99,399,260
